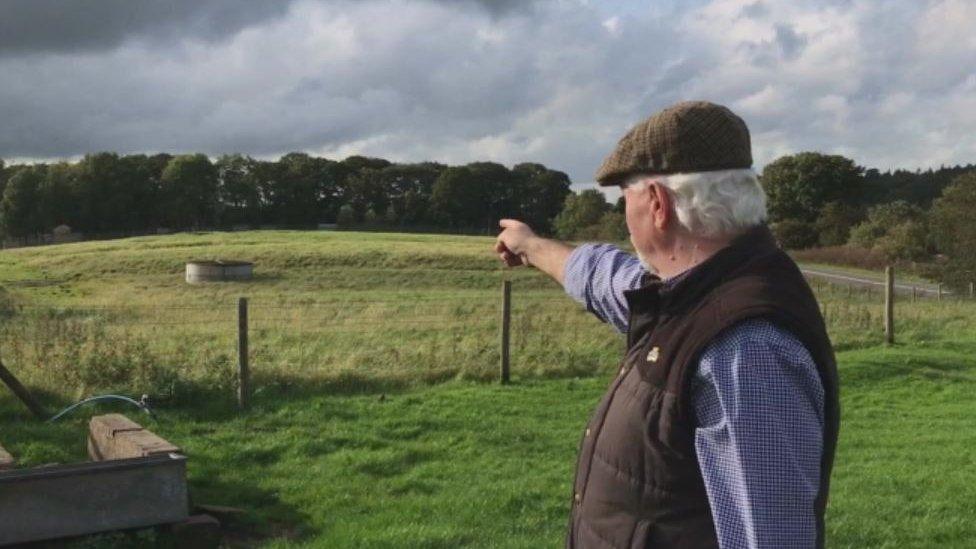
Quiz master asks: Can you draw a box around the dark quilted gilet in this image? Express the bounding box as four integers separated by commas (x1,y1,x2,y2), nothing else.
566,226,840,549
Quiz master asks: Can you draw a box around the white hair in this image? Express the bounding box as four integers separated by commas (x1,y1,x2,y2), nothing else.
626,168,767,238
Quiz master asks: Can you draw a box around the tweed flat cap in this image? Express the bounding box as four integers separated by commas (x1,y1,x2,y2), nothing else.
595,100,752,186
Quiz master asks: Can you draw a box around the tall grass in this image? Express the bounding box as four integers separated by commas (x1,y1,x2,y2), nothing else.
1,230,973,405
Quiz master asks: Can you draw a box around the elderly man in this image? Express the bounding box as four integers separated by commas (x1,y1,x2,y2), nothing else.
495,101,839,549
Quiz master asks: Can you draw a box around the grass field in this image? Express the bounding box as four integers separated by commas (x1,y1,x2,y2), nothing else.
2,230,976,547
0,231,617,401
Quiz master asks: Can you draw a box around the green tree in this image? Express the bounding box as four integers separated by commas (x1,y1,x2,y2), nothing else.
376,162,444,226
0,166,45,238
345,169,390,223
216,154,260,226
38,162,78,230
337,155,392,176
247,159,281,225
613,196,626,214
466,162,516,232
118,154,165,231
269,153,334,226
875,221,928,262
815,201,862,246
431,167,485,231
848,200,928,260
160,154,218,229
336,204,356,228
334,156,392,208
590,211,628,241
771,219,818,250
73,152,134,233
553,190,611,240
761,152,865,225
930,172,976,288
511,163,572,235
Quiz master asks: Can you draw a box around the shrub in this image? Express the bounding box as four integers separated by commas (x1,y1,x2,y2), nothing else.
790,245,890,271
596,211,629,241
930,172,976,289
575,211,628,242
337,204,357,227
553,190,610,239
816,201,862,246
875,220,929,262
771,220,819,249
849,200,929,261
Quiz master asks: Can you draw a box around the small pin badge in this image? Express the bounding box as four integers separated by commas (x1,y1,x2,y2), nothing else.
646,346,660,363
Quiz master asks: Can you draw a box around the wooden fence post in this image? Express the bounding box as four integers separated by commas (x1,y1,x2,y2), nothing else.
0,358,47,419
969,282,974,299
938,283,943,302
238,297,250,410
912,286,917,302
884,266,894,345
500,281,511,384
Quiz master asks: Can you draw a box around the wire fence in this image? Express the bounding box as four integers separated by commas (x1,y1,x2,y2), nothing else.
2,270,973,405
0,289,616,404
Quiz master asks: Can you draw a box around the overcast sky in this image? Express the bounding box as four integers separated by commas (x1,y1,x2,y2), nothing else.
2,0,975,194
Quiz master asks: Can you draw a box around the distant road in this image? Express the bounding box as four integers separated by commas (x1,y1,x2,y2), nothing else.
799,266,945,296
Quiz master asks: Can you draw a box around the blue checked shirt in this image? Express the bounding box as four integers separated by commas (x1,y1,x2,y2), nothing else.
563,244,825,549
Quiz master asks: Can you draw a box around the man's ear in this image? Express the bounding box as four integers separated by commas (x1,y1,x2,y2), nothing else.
648,182,672,230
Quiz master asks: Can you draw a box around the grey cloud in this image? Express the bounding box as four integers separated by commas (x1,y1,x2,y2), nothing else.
0,0,294,55
452,0,541,15
773,24,805,61
739,2,769,19
1,0,975,184
737,23,807,67
0,0,569,159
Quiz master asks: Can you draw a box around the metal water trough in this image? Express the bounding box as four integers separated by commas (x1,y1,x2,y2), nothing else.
0,415,190,546
186,260,254,283
0,454,188,546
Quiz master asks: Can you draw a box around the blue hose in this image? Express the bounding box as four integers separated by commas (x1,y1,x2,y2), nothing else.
48,394,157,423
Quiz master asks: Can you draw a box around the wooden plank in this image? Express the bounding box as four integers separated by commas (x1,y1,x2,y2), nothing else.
0,443,13,470
87,434,105,462
0,453,189,545
119,430,182,456
90,413,143,438
89,414,181,461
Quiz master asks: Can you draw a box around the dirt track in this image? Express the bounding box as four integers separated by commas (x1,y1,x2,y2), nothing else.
799,266,947,297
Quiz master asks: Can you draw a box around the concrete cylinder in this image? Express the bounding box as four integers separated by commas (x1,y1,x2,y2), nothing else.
185,260,254,283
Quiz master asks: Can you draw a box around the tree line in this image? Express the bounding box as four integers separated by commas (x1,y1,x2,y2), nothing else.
547,151,976,288
0,153,572,239
4,149,976,287
761,152,976,288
